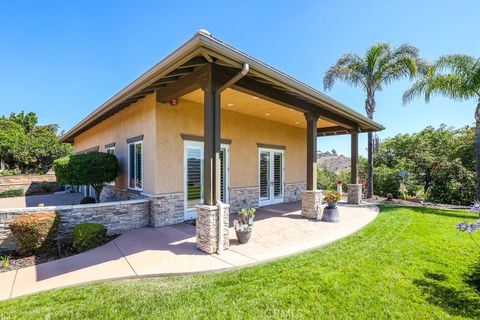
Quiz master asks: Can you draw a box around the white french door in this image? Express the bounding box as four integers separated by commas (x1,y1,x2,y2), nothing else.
258,148,284,206
184,141,229,220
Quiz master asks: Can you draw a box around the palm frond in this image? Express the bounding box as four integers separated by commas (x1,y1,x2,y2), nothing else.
435,54,476,75
403,72,475,104
323,53,366,90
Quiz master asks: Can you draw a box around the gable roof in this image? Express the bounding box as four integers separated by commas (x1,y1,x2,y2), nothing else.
60,30,384,143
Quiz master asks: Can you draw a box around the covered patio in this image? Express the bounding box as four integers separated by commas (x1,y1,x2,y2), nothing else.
0,201,378,300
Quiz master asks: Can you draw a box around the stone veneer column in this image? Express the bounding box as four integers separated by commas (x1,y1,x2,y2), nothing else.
348,184,363,204
301,190,323,219
196,204,230,254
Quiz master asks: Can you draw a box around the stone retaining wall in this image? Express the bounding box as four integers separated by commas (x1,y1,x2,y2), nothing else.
229,186,259,213
285,182,306,202
148,192,184,227
0,199,150,252
99,185,145,202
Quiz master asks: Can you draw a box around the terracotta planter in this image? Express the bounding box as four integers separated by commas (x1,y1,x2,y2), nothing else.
235,229,252,244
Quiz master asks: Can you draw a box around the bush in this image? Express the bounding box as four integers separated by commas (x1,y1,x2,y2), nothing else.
40,181,53,193
72,223,107,253
80,197,96,204
9,212,59,254
0,188,25,198
373,166,403,198
54,152,118,203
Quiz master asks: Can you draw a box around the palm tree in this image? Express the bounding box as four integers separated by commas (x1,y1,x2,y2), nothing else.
324,43,427,198
403,54,480,199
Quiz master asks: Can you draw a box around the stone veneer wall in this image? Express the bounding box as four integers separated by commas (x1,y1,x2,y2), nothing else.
228,186,259,213
196,204,230,254
148,192,185,227
284,182,306,202
0,199,150,252
100,185,145,202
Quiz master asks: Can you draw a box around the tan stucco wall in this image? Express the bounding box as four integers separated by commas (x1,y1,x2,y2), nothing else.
73,94,157,193
155,99,306,194
73,93,306,195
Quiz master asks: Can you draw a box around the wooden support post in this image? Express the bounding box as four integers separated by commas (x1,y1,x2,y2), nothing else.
305,112,319,191
203,63,222,205
350,132,359,184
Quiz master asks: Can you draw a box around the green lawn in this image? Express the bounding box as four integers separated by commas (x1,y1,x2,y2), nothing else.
1,206,479,319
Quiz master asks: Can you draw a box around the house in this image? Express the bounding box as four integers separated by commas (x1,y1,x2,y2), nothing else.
60,30,383,252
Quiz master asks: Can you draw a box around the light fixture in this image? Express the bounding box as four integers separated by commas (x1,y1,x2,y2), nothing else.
295,121,300,125
265,113,271,116
252,96,259,100
288,108,293,111
227,103,234,107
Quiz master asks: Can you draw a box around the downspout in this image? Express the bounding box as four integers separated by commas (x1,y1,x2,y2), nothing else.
215,62,249,255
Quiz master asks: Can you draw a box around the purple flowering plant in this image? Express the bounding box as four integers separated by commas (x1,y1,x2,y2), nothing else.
456,200,480,248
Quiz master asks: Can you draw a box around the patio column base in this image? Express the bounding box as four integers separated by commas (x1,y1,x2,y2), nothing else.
348,184,362,204
301,190,323,219
196,204,230,254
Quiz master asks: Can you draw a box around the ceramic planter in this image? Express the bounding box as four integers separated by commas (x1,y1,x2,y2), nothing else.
235,229,252,244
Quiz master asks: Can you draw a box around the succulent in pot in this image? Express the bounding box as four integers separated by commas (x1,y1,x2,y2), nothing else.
234,208,256,244
323,191,341,208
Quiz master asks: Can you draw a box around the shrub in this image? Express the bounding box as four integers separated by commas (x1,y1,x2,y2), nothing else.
72,223,107,253
80,197,96,204
40,181,53,193
54,152,118,203
9,212,59,254
373,166,404,198
0,188,24,198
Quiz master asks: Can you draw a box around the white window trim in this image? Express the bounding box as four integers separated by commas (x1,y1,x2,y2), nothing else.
105,146,115,154
105,146,116,186
128,141,143,191
183,140,230,217
258,147,285,207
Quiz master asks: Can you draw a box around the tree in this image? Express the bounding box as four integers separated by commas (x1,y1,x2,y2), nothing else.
0,118,26,168
323,43,428,198
16,124,73,173
9,111,38,134
374,124,476,205
54,152,119,203
403,54,480,199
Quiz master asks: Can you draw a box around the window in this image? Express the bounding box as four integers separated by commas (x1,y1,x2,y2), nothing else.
128,141,143,190
106,146,115,155
105,146,116,185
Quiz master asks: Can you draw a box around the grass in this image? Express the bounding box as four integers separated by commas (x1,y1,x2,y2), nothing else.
1,205,479,319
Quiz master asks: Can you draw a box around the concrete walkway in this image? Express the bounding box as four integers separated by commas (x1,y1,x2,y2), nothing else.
0,201,378,300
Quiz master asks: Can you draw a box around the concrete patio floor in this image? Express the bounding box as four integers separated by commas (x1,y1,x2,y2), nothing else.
0,201,378,301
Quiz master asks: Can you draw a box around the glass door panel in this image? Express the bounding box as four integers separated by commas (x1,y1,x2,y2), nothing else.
259,151,270,200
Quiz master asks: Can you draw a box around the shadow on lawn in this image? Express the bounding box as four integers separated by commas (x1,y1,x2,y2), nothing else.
413,267,480,318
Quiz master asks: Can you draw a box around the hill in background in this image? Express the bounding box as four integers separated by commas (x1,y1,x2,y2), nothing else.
317,150,351,173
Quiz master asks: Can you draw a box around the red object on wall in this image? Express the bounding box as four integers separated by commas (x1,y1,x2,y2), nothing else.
169,98,179,106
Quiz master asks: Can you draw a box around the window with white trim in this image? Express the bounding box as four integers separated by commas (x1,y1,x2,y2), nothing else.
106,146,115,155
105,146,116,185
128,141,143,190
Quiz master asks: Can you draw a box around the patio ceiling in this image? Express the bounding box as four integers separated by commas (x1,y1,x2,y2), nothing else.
181,88,337,129
61,30,384,143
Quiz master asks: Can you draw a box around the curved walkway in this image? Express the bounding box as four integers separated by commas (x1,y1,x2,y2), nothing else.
0,201,379,300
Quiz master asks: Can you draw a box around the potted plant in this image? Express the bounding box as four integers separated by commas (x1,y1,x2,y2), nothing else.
336,178,343,195
234,208,256,244
322,191,341,223
324,191,341,208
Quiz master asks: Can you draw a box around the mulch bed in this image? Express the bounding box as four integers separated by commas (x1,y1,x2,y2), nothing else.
0,235,118,273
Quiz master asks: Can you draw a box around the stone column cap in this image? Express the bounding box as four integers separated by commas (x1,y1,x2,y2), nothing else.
302,190,323,193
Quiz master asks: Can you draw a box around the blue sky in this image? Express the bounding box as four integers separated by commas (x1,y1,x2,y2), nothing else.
1,0,479,156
